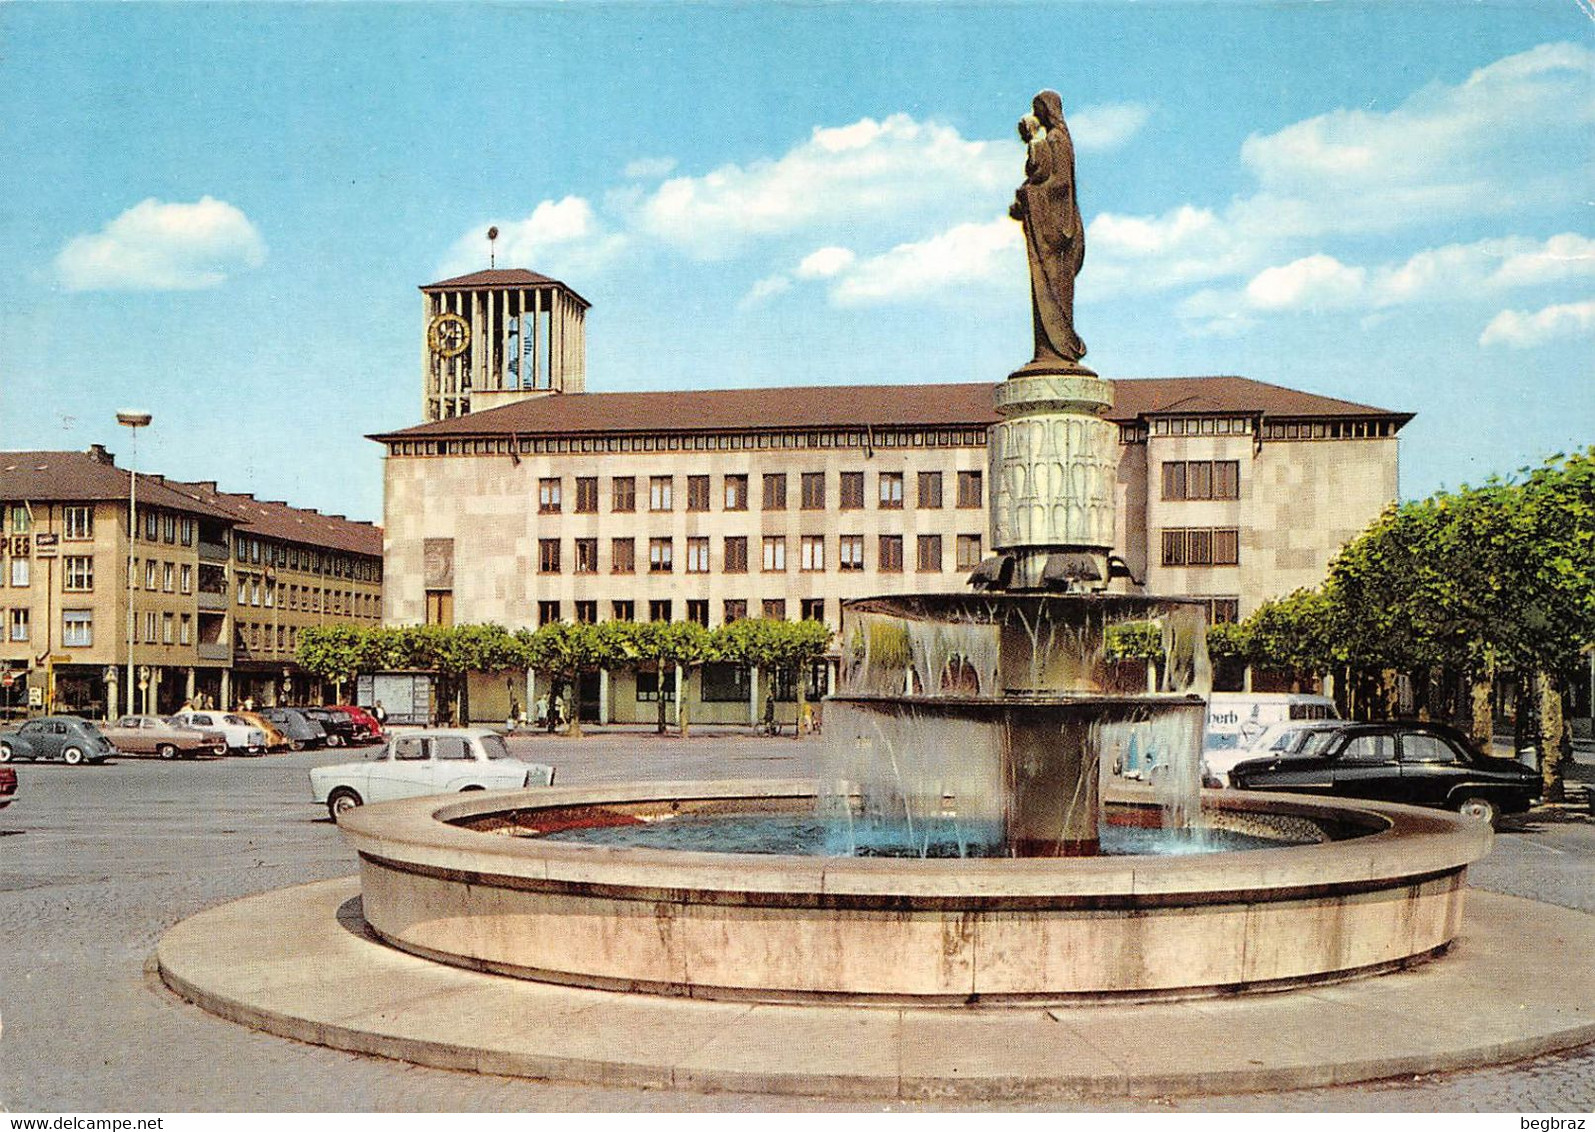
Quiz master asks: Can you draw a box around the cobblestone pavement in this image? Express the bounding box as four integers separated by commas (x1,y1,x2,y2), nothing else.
0,728,1590,1112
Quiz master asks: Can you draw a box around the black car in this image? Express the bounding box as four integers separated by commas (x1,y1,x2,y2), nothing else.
297,706,362,749
1228,721,1539,827
257,707,328,751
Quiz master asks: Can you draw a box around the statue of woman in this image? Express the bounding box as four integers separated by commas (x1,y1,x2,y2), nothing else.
1010,90,1087,368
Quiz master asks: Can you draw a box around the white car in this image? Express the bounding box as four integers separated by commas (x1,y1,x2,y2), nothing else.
1204,719,1348,786
169,711,267,755
310,728,555,820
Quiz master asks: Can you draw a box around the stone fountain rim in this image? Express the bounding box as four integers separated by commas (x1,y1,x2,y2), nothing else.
336,779,1491,903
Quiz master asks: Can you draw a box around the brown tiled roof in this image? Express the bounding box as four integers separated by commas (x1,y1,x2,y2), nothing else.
369,377,1411,441
0,449,383,558
0,450,239,520
420,268,590,308
164,481,384,559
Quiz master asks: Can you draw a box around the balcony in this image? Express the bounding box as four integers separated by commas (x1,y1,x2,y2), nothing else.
197,540,229,563
196,642,232,663
197,590,228,611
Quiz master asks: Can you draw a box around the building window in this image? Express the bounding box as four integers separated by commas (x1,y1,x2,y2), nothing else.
612,599,635,621
636,668,677,702
612,538,635,573
180,564,192,594
762,536,787,572
1161,528,1241,567
801,472,825,510
686,537,710,573
575,600,598,624
957,470,983,508
145,510,158,540
145,560,158,590
762,598,787,619
649,476,673,511
163,562,175,592
575,539,598,574
800,597,825,622
63,506,93,540
538,600,561,626
878,473,903,509
8,608,28,641
879,535,903,573
686,599,710,627
724,475,749,511
10,505,30,533
179,614,192,645
425,590,454,626
724,536,748,574
63,610,93,648
612,476,636,512
539,539,561,573
956,534,982,570
649,598,672,622
649,537,673,573
917,534,943,572
538,478,562,513
723,599,747,623
163,514,176,543
762,473,787,510
800,535,825,572
162,612,174,645
8,558,26,587
839,472,864,509
701,662,748,702
1206,597,1241,624
918,471,943,509
63,556,94,592
575,477,599,513
180,518,194,546
687,475,711,512
1162,460,1241,501
839,535,865,572
144,611,157,644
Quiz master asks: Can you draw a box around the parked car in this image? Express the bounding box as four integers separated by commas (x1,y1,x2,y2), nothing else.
0,764,16,807
1228,720,1539,827
168,711,267,755
298,706,370,748
233,711,291,753
1204,718,1349,786
256,707,328,751
0,716,117,764
330,704,384,744
98,715,227,759
309,728,555,820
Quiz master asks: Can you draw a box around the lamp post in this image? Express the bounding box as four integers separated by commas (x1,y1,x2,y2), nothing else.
117,410,152,714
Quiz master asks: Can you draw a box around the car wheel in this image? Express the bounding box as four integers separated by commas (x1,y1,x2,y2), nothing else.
0,743,11,763
1455,795,1500,827
289,739,305,752
460,784,485,792
327,788,363,821
157,743,178,761
62,746,85,766
326,733,344,748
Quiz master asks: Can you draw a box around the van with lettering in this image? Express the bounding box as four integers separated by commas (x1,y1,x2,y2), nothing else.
1203,692,1340,784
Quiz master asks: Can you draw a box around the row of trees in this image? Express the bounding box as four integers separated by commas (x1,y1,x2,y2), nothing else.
296,617,833,738
1195,449,1593,799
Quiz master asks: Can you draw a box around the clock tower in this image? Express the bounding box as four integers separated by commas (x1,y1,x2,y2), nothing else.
420,268,589,421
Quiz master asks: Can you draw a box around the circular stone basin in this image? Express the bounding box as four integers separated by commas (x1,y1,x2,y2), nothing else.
338,780,1491,1005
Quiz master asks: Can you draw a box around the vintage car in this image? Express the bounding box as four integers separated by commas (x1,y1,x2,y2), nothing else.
0,764,15,807
330,704,385,744
309,727,555,820
0,716,117,764
298,706,374,748
1228,720,1540,827
98,715,227,759
233,711,291,753
256,707,328,750
168,711,267,755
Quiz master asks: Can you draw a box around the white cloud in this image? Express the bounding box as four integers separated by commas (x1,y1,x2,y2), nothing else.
796,246,855,279
631,114,1012,259
438,196,627,279
55,197,265,292
624,156,678,180
739,274,792,309
1065,103,1152,151
1245,255,1366,311
829,219,1022,305
1086,205,1249,294
1479,299,1595,348
1489,233,1595,288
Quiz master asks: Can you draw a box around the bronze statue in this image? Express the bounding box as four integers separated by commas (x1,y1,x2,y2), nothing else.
1011,90,1087,369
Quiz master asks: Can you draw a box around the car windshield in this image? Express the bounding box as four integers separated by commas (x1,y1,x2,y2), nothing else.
1296,730,1340,755
479,734,513,760
223,714,249,726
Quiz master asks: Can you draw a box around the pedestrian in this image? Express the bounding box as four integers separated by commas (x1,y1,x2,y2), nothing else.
372,701,387,726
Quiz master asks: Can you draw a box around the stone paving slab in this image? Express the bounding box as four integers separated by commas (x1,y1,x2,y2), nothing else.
157,876,1595,1101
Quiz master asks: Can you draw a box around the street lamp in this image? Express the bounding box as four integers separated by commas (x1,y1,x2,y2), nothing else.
117,410,152,714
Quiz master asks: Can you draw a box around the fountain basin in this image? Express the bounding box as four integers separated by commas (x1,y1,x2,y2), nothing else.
338,780,1490,1004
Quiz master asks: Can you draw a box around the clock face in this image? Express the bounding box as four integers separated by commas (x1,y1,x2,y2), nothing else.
428,313,470,359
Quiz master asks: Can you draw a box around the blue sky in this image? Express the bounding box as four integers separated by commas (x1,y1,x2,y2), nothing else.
1,2,1590,524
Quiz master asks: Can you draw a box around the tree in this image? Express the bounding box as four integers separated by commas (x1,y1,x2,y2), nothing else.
523,620,634,738
295,624,369,701
631,620,712,735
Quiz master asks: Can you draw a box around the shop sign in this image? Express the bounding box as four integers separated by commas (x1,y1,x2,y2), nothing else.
34,533,58,557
